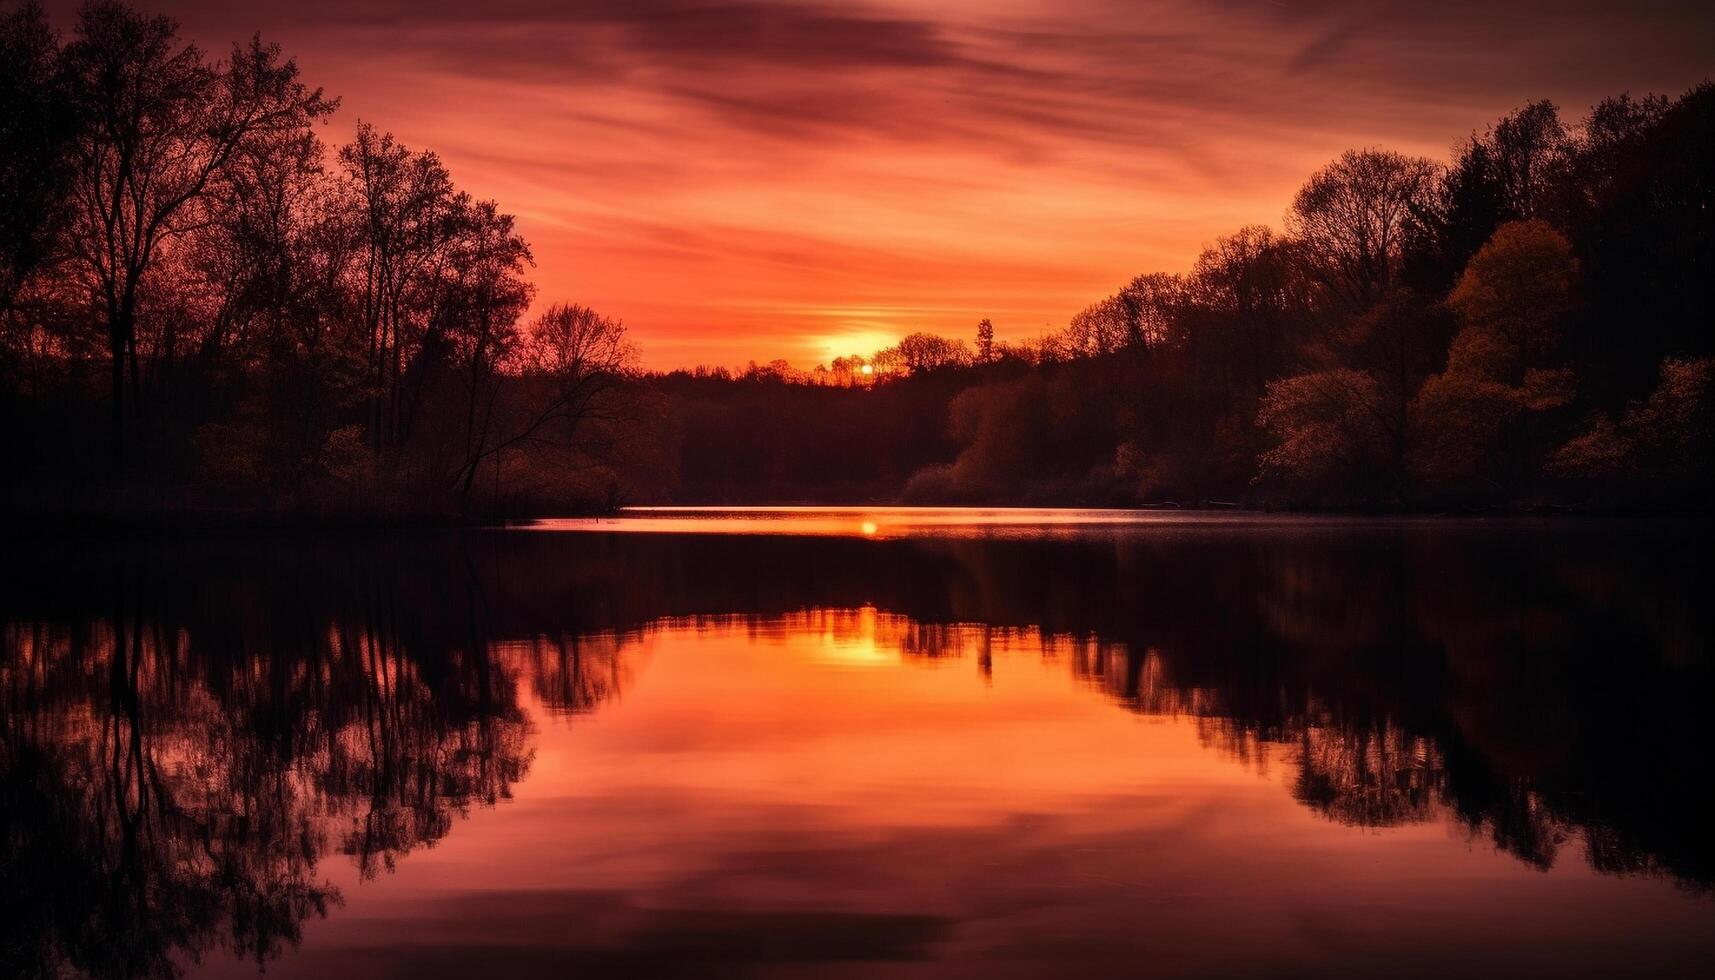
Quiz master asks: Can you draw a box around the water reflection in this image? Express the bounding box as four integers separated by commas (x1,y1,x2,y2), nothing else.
535,505,1288,537
1,520,1711,977
0,571,545,978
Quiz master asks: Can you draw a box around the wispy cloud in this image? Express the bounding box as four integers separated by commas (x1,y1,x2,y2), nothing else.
45,0,1715,366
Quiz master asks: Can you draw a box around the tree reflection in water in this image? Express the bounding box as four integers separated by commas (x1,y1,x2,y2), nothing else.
0,521,1709,976
0,551,543,978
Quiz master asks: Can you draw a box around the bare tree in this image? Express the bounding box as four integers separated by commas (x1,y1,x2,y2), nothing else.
1068,296,1129,356
886,331,969,373
337,123,456,452
1117,272,1184,349
445,199,533,495
1487,100,1569,221
1287,149,1437,312
449,302,634,496
60,1,334,472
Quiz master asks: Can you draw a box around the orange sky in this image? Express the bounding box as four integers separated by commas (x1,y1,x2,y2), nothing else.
46,1,1715,368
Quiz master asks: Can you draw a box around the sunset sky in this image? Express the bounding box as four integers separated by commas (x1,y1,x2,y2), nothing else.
43,1,1715,368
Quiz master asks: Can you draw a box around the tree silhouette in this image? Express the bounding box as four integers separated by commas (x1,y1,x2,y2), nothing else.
0,2,74,316
1287,149,1437,312
59,2,334,474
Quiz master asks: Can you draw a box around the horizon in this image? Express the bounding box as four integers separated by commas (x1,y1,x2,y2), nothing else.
36,0,1715,369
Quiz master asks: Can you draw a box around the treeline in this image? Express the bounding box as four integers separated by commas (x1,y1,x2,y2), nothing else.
650,87,1715,509
0,2,660,522
3,2,1711,518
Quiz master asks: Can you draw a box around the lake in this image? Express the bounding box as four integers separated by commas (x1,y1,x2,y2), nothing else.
3,511,1712,978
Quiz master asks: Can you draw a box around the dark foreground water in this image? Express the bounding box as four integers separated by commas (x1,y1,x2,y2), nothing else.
3,511,1713,978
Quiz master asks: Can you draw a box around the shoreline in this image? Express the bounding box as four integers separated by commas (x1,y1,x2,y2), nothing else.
2,501,1707,541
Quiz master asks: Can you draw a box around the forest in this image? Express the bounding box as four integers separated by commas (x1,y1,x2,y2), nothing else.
2,1,1711,521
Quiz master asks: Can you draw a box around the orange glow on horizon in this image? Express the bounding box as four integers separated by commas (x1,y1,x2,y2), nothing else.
71,0,1715,370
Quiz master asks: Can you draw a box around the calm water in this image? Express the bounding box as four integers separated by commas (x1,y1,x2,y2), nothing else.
3,512,1713,978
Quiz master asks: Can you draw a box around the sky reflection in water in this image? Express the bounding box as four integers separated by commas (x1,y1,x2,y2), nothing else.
2,517,1711,978
530,506,1464,538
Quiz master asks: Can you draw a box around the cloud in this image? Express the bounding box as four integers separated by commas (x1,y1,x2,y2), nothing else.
40,0,1715,366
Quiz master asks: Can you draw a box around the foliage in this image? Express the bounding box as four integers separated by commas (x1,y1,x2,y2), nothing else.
0,2,644,520
1257,369,1391,499
1412,220,1578,497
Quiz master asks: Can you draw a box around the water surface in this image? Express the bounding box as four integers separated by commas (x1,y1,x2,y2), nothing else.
3,513,1711,977
533,505,1439,537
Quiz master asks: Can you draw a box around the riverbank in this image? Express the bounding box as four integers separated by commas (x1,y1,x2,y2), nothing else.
3,492,1706,539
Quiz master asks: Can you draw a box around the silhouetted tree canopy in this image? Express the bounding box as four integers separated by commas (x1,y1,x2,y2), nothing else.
0,1,662,522
641,87,1713,510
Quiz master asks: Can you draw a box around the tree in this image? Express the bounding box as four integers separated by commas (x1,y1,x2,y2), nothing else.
1569,83,1715,401
1186,225,1309,389
444,199,534,495
826,354,869,386
1308,292,1455,492
1066,296,1128,356
1288,149,1438,312
337,123,456,453
0,2,75,316
1552,356,1713,501
180,110,360,499
1486,100,1569,222
449,302,634,497
902,375,1049,502
1403,102,1570,297
1257,369,1392,500
887,331,969,373
975,317,994,363
1413,220,1578,496
60,1,334,473
1116,272,1183,349
1445,219,1577,379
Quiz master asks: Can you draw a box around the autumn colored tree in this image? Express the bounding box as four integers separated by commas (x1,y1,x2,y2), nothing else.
1553,356,1713,502
1413,220,1578,497
1257,369,1392,501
